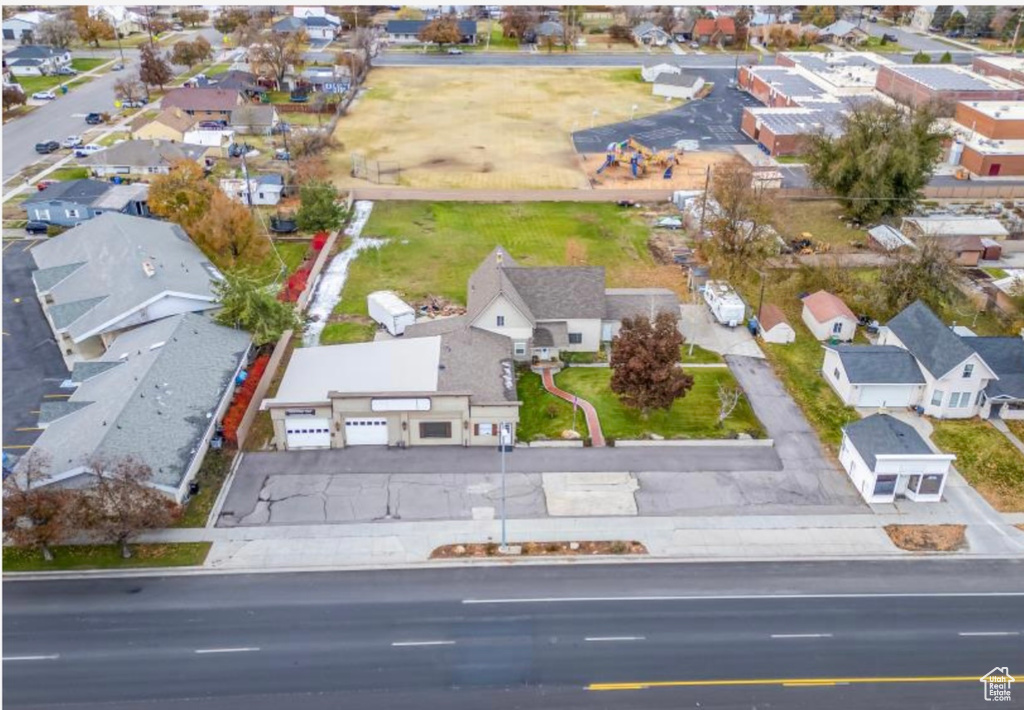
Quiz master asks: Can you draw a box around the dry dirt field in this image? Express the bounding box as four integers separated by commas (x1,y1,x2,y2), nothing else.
330,67,730,190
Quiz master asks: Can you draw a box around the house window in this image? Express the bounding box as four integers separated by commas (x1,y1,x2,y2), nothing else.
514,341,526,356
931,390,944,407
833,367,841,380
962,363,974,378
496,315,505,327
65,208,80,219
977,391,986,406
474,422,495,436
568,333,583,345
832,321,844,335
419,421,452,439
873,475,898,497
918,474,943,496
37,209,50,221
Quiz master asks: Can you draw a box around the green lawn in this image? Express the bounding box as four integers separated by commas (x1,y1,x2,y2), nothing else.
71,58,107,72
551,367,764,440
774,155,807,164
336,202,663,318
932,420,1024,512
3,543,211,571
205,62,232,77
320,321,376,345
12,74,64,94
516,371,581,441
862,36,907,53
984,267,1009,280
49,167,91,181
274,240,311,274
680,344,724,364
176,450,233,528
97,131,130,146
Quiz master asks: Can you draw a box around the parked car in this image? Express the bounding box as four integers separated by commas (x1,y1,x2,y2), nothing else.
446,47,464,55
56,66,78,76
34,141,60,154
25,221,49,235
172,22,183,31
32,91,56,101
289,91,309,103
121,98,146,108
689,41,700,49
868,15,878,22
85,112,104,125
74,144,102,158
882,33,898,42
61,135,83,148
274,149,291,161
111,63,125,71
228,142,255,158
35,179,59,191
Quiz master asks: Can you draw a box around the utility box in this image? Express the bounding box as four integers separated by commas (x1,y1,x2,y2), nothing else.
367,291,416,336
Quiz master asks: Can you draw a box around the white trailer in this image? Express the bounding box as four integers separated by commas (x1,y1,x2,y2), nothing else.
703,280,746,328
367,291,416,336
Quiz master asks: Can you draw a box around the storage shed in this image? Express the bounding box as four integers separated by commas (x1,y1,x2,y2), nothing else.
756,303,795,344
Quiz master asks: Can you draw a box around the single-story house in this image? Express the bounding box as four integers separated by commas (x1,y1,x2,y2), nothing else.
867,225,915,252
632,21,673,46
670,18,694,42
3,45,72,77
527,20,564,44
263,324,519,450
23,179,149,226
271,16,307,34
209,70,267,98
801,290,857,341
31,213,221,366
22,313,250,504
818,19,869,45
81,140,218,177
2,11,53,42
642,59,680,83
385,19,478,44
839,414,954,504
693,16,736,45
132,107,198,142
652,71,705,100
825,300,1010,420
229,103,279,135
756,303,795,344
302,14,340,41
219,174,284,206
160,88,243,122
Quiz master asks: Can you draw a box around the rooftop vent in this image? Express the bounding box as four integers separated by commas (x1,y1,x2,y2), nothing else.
142,260,156,278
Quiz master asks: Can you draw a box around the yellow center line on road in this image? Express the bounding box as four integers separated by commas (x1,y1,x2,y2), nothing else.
42,394,70,399
588,676,979,691
14,427,42,432
2,445,32,450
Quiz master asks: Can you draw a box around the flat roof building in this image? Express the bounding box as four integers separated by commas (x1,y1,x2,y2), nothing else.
876,65,1024,115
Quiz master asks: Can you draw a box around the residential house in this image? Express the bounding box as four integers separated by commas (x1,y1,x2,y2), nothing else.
30,213,222,366
756,303,795,344
210,70,267,99
822,344,926,408
527,20,563,45
23,313,250,503
160,88,243,122
219,174,284,206
901,216,1008,266
81,139,218,177
302,15,340,41
642,59,680,83
801,290,857,341
132,107,198,142
652,72,705,100
230,103,279,135
839,414,954,503
670,18,694,42
2,11,53,42
385,19,478,44
271,16,307,34
23,179,149,226
632,21,672,46
89,6,145,36
818,20,868,45
183,123,234,148
3,45,72,77
693,17,736,45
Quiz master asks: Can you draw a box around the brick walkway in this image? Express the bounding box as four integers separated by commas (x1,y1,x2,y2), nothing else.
540,367,606,447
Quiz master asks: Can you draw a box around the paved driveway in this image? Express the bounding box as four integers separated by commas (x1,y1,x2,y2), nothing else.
679,304,764,358
572,69,762,153
2,240,69,461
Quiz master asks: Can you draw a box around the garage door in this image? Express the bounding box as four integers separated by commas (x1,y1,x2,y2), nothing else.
285,417,331,449
858,385,914,408
345,418,388,446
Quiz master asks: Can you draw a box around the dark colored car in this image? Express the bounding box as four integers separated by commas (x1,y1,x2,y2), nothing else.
882,33,898,42
25,221,49,235
34,141,60,154
85,112,104,125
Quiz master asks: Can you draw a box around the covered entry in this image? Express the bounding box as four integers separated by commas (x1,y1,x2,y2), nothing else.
285,417,331,449
345,417,388,446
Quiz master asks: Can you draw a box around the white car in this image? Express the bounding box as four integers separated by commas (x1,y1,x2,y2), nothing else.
32,91,56,100
62,135,83,148
74,144,102,157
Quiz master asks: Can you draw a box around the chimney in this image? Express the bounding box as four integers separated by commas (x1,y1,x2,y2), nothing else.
496,249,503,265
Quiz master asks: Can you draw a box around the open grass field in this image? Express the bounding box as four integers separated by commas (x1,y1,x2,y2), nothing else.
330,67,688,190
335,201,686,318
932,420,1024,512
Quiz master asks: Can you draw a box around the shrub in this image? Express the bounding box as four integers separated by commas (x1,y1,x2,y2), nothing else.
221,354,271,446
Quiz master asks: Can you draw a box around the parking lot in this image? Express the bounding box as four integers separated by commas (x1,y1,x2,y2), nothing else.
2,239,69,465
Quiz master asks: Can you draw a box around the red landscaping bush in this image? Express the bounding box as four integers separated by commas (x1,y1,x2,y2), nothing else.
221,354,271,446
277,263,312,303
312,231,329,251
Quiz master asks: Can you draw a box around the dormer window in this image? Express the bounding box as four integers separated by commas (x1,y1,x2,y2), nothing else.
496,315,505,327
962,363,974,379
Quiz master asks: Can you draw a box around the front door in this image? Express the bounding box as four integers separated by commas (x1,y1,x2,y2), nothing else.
895,474,911,498
989,163,1002,176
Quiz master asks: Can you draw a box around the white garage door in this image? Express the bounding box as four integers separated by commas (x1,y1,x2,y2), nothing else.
858,385,914,408
285,417,331,449
345,417,389,446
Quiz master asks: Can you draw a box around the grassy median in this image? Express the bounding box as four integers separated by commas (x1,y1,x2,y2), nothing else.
4,543,211,572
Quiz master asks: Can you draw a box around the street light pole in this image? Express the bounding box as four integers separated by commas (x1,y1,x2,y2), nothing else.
499,422,508,551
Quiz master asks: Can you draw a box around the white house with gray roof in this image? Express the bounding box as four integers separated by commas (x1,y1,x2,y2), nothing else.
31,213,222,367
81,139,219,177
839,414,955,503
24,313,250,502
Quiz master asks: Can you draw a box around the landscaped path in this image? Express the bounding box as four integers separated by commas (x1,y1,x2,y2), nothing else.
540,368,606,447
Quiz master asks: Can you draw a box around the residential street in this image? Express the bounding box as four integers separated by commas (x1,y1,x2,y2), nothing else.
5,560,1021,709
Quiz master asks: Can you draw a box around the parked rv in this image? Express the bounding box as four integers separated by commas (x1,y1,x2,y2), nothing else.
703,280,746,327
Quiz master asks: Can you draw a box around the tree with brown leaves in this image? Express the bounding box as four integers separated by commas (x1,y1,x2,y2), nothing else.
71,7,115,48
147,160,213,227
192,190,269,266
139,41,173,90
36,11,79,49
2,452,77,562
250,32,305,87
703,159,776,277
499,5,535,40
177,8,209,27
79,457,181,559
418,16,462,49
610,312,693,417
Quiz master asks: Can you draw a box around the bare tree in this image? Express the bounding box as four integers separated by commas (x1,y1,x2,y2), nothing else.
36,12,79,49
250,32,304,87
2,452,76,562
703,158,776,277
114,74,146,104
79,457,181,559
351,27,375,69
716,384,742,427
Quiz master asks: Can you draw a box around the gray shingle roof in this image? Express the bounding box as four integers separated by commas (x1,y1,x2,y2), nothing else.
32,262,85,292
971,337,1024,399
49,297,107,330
885,301,976,379
28,313,251,489
38,400,93,425
653,72,702,88
272,16,306,32
604,288,679,321
467,246,535,325
5,44,65,60
23,179,111,207
71,360,123,383
504,266,606,320
844,414,934,470
82,140,210,169
31,213,220,343
829,344,925,384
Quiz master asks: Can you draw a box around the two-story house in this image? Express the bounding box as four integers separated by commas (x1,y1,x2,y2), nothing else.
24,179,149,226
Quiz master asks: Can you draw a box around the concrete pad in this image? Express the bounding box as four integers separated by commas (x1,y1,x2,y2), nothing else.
270,494,327,524
670,527,899,557
543,472,639,517
679,304,764,359
472,507,495,520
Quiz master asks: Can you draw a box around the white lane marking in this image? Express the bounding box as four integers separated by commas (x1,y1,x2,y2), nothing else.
3,655,60,661
958,631,1020,637
585,636,646,642
391,640,456,647
771,633,833,639
194,647,260,654
463,592,1024,605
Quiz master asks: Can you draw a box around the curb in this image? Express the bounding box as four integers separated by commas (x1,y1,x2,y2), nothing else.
205,451,244,528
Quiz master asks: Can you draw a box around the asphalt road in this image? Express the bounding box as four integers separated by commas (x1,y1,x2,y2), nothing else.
5,560,1022,709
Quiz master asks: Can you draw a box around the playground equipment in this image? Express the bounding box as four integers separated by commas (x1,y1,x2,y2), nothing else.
596,137,683,180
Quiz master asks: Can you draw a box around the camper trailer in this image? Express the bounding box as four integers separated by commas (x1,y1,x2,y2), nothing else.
703,280,746,327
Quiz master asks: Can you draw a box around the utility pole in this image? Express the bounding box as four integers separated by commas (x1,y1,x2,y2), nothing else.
756,270,766,325
1012,13,1023,53
144,5,155,46
499,422,509,552
698,164,711,236
115,27,126,66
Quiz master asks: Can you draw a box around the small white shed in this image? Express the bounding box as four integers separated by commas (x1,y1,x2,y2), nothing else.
756,303,795,344
801,290,857,342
